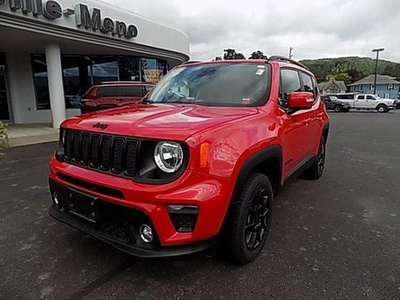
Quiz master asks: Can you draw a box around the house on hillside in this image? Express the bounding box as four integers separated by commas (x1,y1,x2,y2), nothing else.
318,78,347,95
347,75,400,99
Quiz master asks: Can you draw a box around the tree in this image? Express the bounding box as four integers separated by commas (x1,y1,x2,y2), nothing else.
223,49,245,60
347,68,362,83
326,73,352,84
249,50,268,59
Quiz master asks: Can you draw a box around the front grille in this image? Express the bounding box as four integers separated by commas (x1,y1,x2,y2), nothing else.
99,222,130,243
60,129,139,178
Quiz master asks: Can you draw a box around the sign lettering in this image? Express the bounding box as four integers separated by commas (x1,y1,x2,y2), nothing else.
0,0,138,39
44,0,62,20
75,3,138,38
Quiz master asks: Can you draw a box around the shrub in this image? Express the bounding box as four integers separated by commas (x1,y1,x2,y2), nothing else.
0,121,10,148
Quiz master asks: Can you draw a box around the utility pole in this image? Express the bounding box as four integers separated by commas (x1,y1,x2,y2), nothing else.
289,47,293,59
372,48,384,95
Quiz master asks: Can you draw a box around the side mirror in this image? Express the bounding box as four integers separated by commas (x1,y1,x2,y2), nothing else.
287,92,314,110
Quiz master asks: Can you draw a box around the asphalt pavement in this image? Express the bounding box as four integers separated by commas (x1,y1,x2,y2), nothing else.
1,110,400,299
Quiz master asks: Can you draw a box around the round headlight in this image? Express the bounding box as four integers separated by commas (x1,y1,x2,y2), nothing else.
154,141,184,173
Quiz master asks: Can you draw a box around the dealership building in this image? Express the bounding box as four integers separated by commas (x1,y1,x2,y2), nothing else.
0,0,190,127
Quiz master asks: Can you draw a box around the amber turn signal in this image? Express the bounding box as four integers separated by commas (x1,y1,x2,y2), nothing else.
200,143,209,167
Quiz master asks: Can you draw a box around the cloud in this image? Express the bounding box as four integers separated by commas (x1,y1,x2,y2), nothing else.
109,0,400,62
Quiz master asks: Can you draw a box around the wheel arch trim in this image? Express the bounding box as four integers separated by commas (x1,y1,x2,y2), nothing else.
230,144,282,206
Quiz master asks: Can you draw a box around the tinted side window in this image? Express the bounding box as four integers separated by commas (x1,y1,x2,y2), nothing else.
119,86,144,97
96,86,118,97
322,96,331,102
343,94,354,99
356,95,365,100
366,95,374,100
280,69,301,107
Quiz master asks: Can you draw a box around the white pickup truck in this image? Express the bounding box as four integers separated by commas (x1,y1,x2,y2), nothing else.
333,93,397,113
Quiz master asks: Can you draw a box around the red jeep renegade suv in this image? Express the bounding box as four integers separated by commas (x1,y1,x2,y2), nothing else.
49,56,329,264
80,82,155,114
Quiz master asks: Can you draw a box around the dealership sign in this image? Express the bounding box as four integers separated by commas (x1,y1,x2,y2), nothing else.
0,0,138,39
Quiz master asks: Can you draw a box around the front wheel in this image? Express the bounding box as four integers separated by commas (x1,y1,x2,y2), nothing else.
225,173,273,264
334,105,343,112
304,136,326,180
377,104,387,113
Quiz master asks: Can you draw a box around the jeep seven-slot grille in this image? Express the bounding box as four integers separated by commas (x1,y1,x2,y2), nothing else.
61,129,139,178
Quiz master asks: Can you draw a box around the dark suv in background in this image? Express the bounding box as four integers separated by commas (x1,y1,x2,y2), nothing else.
81,82,155,113
321,95,350,112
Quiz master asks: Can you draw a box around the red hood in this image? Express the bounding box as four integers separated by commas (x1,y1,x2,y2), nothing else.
62,104,258,140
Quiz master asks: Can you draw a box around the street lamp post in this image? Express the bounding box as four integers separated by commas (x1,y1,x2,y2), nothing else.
372,48,384,95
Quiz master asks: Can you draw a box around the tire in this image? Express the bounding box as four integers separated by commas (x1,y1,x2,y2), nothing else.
334,105,343,112
225,172,273,264
304,136,326,180
377,104,387,113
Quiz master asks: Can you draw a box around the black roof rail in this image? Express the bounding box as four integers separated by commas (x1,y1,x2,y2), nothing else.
268,55,310,71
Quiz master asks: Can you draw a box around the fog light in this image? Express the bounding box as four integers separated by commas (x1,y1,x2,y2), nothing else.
139,224,153,243
53,192,59,205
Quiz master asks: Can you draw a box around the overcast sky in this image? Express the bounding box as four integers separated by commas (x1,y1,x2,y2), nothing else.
109,0,400,63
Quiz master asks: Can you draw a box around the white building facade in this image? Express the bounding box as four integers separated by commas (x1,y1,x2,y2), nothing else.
0,0,190,127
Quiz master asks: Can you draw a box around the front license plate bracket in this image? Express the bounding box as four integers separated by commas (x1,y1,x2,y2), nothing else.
66,188,101,223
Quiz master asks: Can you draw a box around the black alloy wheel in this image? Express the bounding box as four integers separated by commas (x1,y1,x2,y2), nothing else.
244,188,271,251
317,137,326,176
225,172,273,264
304,135,326,180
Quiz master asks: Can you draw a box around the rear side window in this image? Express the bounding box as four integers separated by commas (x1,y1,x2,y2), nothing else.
119,86,144,97
96,86,118,97
356,95,365,100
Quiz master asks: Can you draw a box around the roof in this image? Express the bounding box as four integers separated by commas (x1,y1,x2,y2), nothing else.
348,75,400,86
318,79,347,91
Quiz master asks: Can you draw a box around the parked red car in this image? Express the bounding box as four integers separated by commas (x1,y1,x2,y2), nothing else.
49,57,329,264
80,81,155,113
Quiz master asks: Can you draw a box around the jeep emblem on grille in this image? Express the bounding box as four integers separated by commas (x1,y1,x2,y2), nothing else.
93,122,108,130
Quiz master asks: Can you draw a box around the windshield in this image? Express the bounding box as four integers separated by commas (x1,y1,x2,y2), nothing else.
147,63,270,106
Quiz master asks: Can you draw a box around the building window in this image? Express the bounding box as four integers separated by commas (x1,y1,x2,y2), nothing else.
141,58,168,83
388,84,394,90
31,54,50,110
384,94,390,99
0,52,10,120
91,56,119,83
370,84,374,91
32,54,168,110
62,56,92,109
118,57,140,81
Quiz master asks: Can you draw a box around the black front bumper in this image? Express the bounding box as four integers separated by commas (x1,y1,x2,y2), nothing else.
49,179,214,258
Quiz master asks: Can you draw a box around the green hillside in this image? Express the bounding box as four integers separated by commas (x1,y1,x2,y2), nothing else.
299,57,400,83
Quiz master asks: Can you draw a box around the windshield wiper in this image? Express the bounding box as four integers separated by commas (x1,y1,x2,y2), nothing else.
141,97,154,104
